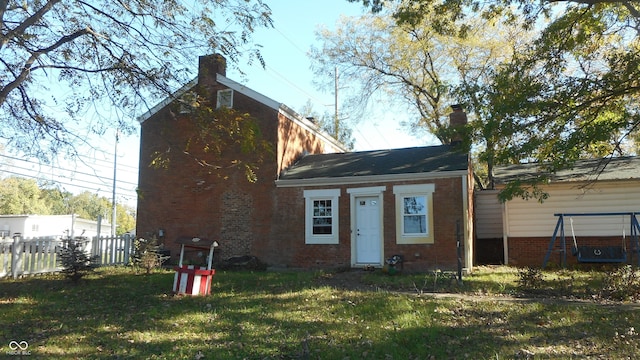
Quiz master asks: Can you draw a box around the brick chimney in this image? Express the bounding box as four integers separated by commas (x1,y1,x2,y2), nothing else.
198,54,227,89
449,104,467,145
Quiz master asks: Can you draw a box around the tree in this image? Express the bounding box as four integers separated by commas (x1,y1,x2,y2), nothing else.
0,176,50,214
67,191,110,221
299,100,355,150
0,177,136,234
1,0,273,161
352,0,640,201
311,6,523,146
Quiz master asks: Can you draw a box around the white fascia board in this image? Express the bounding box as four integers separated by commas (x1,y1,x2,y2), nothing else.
137,78,197,124
275,170,469,188
216,74,282,110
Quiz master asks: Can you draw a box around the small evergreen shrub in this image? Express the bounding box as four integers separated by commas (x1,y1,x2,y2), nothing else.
57,237,98,283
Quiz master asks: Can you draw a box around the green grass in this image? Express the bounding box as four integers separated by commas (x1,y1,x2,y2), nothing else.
1,266,639,359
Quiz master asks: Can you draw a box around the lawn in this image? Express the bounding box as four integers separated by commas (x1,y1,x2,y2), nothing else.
1,266,639,359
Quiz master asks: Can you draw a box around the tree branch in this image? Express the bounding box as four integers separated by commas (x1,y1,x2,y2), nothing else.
0,0,61,50
0,27,91,105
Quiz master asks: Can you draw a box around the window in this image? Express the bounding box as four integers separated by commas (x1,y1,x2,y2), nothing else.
312,199,333,234
31,224,39,232
216,89,233,108
304,189,340,244
402,196,427,235
393,184,435,244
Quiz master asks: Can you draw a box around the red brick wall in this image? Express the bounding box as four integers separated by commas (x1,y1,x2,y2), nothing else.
277,114,327,177
508,236,632,267
137,76,331,265
271,177,467,272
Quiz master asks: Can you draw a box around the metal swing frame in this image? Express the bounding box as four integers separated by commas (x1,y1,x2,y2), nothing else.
542,212,640,268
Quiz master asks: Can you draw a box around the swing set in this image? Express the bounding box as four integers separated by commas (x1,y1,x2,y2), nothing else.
542,212,640,268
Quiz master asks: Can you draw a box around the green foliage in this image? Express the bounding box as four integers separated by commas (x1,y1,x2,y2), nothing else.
0,177,50,214
600,266,640,301
131,236,169,274
57,238,98,283
355,0,640,200
150,97,273,183
0,177,136,234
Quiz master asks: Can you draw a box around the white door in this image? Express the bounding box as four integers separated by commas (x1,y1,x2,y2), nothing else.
355,196,382,264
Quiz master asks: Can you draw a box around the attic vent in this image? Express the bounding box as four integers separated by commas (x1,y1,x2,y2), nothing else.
179,91,198,114
216,89,233,109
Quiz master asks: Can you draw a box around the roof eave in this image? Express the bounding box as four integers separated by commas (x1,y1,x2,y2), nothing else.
275,170,469,188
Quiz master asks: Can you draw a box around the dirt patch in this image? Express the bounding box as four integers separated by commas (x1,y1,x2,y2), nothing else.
314,269,377,292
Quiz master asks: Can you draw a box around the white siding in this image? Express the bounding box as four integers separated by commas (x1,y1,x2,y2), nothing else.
505,181,640,237
475,190,504,239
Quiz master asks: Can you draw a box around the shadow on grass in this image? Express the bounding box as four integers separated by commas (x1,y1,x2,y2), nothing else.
1,268,639,359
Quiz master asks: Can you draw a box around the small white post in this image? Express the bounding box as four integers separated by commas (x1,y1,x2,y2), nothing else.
207,241,219,270
11,234,22,279
178,244,185,267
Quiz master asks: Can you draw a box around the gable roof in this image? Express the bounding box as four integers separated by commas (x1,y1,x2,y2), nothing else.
494,156,640,184
276,145,469,187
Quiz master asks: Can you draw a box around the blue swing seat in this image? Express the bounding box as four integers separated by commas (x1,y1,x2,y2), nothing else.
574,246,627,263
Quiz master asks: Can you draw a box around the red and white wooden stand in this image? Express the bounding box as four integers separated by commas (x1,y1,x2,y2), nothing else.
172,237,218,296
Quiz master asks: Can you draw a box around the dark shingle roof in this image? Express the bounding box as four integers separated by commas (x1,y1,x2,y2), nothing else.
494,156,640,184
279,145,468,180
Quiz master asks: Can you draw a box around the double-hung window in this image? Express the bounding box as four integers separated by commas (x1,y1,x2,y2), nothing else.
393,184,435,244
304,189,340,244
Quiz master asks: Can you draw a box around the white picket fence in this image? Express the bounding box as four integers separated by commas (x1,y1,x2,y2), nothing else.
0,234,134,279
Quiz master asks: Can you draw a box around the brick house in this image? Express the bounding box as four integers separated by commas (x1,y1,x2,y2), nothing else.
475,156,640,267
136,54,475,272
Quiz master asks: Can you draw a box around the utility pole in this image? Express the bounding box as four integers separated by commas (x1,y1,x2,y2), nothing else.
334,66,339,139
111,129,118,236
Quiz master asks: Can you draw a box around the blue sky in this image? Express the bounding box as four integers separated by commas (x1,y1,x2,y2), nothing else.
224,0,429,152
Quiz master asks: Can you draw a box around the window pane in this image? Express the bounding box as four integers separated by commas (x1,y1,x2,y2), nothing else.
313,217,332,234
403,196,426,215
404,215,427,234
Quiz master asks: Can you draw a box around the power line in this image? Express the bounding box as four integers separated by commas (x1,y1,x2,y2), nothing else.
0,154,138,187
0,169,136,201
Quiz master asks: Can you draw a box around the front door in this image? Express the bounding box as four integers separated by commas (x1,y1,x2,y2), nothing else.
355,196,382,265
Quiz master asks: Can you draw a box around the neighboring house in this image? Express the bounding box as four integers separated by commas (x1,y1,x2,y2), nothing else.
136,54,474,272
0,214,111,239
475,156,640,267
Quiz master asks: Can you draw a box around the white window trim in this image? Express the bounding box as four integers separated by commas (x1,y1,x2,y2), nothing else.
304,189,341,244
393,184,435,244
216,89,233,109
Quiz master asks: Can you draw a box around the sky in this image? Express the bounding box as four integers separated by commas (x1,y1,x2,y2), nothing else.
2,0,434,210
224,0,429,152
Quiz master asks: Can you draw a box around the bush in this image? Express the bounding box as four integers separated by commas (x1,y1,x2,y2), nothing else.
57,237,98,283
517,267,544,293
600,265,640,301
131,236,169,274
